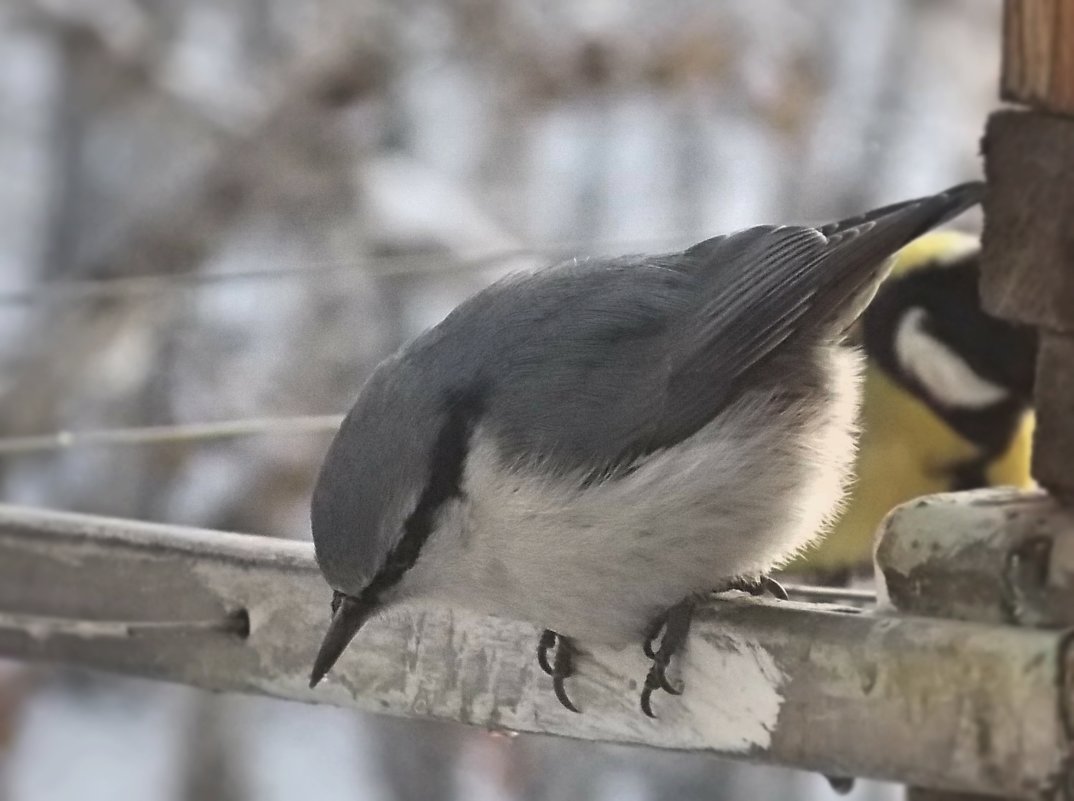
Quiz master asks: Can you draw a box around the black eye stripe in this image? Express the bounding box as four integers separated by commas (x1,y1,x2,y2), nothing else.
362,387,485,600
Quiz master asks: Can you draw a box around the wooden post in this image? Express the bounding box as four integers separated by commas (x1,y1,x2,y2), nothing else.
892,3,1074,799
981,0,1074,500
874,488,1074,800
1001,0,1074,115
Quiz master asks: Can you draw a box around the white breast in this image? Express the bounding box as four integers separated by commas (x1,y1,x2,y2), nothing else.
404,347,862,646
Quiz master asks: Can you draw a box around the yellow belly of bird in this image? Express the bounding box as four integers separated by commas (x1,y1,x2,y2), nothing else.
787,363,1034,574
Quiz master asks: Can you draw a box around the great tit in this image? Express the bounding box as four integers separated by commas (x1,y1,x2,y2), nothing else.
786,231,1038,580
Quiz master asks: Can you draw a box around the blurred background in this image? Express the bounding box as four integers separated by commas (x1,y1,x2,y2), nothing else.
0,0,1000,798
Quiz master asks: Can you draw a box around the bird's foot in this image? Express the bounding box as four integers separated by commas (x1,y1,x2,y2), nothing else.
640,599,694,718
537,630,580,713
720,574,789,600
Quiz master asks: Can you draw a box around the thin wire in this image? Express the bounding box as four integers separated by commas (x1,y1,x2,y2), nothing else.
0,235,689,307
0,608,249,640
0,250,535,307
0,414,344,455
781,584,877,604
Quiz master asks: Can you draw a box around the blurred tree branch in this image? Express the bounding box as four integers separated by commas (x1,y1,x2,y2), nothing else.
0,19,389,435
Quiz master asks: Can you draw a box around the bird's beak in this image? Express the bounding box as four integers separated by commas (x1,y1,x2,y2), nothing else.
309,593,373,688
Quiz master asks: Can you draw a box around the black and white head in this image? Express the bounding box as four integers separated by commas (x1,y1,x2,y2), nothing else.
860,234,1038,457
308,351,484,687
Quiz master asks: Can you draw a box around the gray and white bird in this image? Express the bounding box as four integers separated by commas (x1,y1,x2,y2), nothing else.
308,182,984,716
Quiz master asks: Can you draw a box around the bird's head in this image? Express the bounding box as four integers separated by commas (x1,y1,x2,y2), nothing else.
860,231,1038,447
307,354,483,688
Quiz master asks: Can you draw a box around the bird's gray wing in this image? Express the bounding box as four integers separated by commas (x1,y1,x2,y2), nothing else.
473,240,811,475
477,183,984,476
664,182,985,441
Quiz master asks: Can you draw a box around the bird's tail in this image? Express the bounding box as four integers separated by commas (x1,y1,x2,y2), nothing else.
812,181,985,335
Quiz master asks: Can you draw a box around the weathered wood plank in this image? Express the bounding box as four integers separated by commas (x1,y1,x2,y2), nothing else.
0,504,1071,797
1002,0,1074,115
912,13,1074,789
979,109,1074,505
1033,333,1074,499
909,791,1005,801
980,110,1074,334
876,488,1074,627
879,488,1074,801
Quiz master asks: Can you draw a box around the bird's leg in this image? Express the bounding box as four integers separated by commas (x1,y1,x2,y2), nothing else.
640,599,694,718
642,614,665,660
720,574,789,600
536,630,581,713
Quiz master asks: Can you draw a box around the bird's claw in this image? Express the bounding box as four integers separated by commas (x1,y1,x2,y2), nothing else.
648,656,682,694
640,683,657,718
639,600,693,718
761,575,789,600
642,616,664,660
641,652,685,718
537,630,581,713
553,673,580,714
722,574,789,601
537,629,557,676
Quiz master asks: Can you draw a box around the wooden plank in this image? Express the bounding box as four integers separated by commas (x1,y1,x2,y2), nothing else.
980,110,1074,333
909,791,1004,801
0,504,1071,798
876,488,1074,627
1002,0,1074,115
1033,333,1074,499
879,487,1074,801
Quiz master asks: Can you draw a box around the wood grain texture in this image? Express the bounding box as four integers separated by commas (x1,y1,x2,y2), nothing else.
0,504,1072,797
908,791,1005,801
878,487,1074,801
1002,0,1074,114
876,488,1074,626
1033,333,1074,498
980,110,1074,332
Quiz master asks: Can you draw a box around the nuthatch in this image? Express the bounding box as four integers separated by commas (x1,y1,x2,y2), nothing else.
308,183,983,716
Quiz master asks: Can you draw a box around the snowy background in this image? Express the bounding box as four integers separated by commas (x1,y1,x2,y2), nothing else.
0,0,999,799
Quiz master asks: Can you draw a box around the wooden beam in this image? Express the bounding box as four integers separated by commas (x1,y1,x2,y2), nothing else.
876,488,1074,627
0,504,1071,798
980,111,1074,335
1002,0,1074,115
901,10,1074,800
981,112,1074,500
1033,333,1074,497
878,489,1074,801
909,791,1004,801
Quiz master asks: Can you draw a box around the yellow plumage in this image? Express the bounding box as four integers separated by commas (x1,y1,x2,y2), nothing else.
787,231,1036,576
